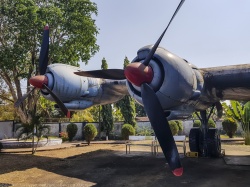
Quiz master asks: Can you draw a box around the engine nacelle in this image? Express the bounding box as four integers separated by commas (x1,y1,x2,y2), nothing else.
127,46,204,112
41,63,128,110
42,64,101,103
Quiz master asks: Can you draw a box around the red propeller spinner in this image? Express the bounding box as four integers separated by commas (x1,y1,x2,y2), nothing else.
29,75,48,89
124,62,153,87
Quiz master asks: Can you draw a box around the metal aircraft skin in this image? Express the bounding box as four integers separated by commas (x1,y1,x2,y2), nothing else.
32,45,250,119
15,0,250,177
38,63,128,110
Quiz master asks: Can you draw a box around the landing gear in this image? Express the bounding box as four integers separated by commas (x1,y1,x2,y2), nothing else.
207,128,221,157
189,128,202,154
189,108,221,157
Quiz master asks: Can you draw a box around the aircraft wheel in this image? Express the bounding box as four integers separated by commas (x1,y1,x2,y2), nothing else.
207,128,221,157
189,128,202,154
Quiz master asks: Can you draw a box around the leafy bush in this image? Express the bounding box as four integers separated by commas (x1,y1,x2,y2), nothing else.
16,123,34,140
175,120,183,134
193,120,201,128
83,123,97,145
136,126,154,136
193,119,216,128
245,132,250,145
121,124,135,140
15,114,50,154
16,122,50,141
59,132,69,142
208,119,216,128
169,121,178,136
66,123,78,141
222,118,237,138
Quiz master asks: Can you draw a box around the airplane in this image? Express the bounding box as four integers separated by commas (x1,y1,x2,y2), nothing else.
14,0,250,176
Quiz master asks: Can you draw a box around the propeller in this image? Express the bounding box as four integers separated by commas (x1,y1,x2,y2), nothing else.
15,25,70,118
14,87,36,108
126,0,185,175
75,0,185,175
75,69,125,80
141,83,182,176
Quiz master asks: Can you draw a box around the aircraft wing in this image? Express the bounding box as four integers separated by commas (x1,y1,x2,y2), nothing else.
201,64,250,101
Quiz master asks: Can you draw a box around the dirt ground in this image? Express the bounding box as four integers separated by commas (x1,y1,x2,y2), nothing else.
0,142,250,187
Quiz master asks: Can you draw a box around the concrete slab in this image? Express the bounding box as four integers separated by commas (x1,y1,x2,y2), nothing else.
224,156,250,166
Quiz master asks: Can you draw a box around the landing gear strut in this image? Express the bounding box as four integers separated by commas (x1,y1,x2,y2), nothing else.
189,106,221,157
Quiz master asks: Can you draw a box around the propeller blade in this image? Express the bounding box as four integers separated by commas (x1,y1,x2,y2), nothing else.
141,83,183,176
75,69,126,80
42,84,70,118
14,87,36,107
143,0,185,66
39,25,49,75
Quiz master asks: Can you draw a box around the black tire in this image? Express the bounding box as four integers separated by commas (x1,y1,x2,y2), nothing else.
189,128,202,154
207,128,221,157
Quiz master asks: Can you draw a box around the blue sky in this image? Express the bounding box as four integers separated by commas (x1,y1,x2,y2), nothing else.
82,0,250,70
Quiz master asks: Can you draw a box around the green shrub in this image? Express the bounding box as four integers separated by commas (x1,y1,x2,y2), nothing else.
208,119,216,128
175,120,183,134
245,132,250,145
16,123,34,140
193,120,201,128
169,121,178,136
59,132,69,142
83,124,97,145
193,119,216,128
222,118,237,138
136,126,154,136
121,124,135,140
66,123,78,141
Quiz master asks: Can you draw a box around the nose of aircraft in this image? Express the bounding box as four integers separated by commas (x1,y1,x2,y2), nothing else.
124,62,153,87
29,75,48,89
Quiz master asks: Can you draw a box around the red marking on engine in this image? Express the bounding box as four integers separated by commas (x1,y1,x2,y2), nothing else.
29,75,48,89
124,62,153,86
172,167,183,177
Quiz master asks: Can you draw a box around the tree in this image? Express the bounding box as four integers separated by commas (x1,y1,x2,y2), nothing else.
70,109,94,122
101,104,113,138
115,57,136,127
0,90,16,120
0,102,15,121
168,121,178,135
16,112,50,154
242,102,250,145
0,0,99,123
100,58,114,139
37,97,60,120
222,118,238,138
101,57,108,70
89,106,100,122
222,101,243,122
222,101,250,145
0,79,16,120
116,96,136,127
135,102,146,117
121,124,135,140
112,106,124,122
83,123,97,145
66,123,78,141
